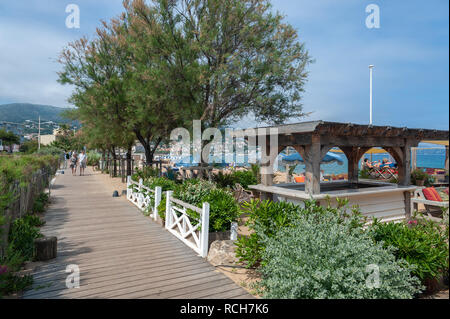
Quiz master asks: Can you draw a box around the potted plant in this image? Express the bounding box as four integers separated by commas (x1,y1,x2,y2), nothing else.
411,169,428,186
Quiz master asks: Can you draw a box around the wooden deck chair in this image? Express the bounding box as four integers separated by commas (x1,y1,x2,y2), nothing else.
411,187,449,218
232,183,254,204
380,167,398,179
368,166,388,179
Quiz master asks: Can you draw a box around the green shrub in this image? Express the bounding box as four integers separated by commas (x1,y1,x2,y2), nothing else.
22,215,45,228
19,140,38,154
0,271,33,297
411,168,428,184
175,179,217,205
143,177,178,193
235,199,364,268
0,154,57,297
250,164,261,184
32,193,49,214
212,171,235,189
8,217,43,261
0,214,43,297
359,168,371,179
87,152,101,166
213,170,257,189
132,166,160,182
259,210,423,299
235,200,300,267
368,218,449,284
35,146,64,157
203,189,240,232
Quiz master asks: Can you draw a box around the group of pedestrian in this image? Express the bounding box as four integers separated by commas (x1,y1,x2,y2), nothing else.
64,150,88,176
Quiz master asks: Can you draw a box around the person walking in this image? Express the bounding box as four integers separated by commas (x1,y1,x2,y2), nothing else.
70,151,78,176
78,150,88,176
63,151,70,169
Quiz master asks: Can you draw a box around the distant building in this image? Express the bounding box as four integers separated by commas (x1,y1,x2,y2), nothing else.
40,134,56,146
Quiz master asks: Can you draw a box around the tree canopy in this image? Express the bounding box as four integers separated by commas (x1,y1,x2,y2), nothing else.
57,0,312,164
0,129,20,147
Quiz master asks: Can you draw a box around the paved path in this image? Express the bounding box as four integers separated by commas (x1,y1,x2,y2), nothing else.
23,167,252,299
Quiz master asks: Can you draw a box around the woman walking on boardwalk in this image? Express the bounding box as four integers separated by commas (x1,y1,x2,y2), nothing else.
70,151,78,176
78,150,87,176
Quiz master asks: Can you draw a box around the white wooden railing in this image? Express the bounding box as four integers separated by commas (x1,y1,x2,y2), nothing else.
127,176,162,221
126,176,211,257
165,191,210,258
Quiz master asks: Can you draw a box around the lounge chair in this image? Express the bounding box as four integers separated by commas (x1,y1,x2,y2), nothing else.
411,186,449,218
232,183,254,204
380,166,398,179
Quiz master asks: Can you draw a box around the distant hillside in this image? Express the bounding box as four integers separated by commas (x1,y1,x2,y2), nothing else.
0,103,72,123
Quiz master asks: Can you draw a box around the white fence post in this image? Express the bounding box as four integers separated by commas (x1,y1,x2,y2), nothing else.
138,178,143,208
154,186,162,221
200,202,210,258
165,191,172,229
126,176,132,200
230,222,238,241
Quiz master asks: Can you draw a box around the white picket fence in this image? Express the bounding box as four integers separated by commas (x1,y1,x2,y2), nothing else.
165,191,210,258
126,177,162,221
126,177,210,258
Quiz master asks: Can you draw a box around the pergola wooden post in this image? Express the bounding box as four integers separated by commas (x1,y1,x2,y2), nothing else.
293,135,322,195
260,134,284,200
445,145,449,174
341,147,371,184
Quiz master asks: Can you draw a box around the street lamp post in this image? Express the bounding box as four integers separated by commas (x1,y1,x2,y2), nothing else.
369,65,374,125
38,116,41,150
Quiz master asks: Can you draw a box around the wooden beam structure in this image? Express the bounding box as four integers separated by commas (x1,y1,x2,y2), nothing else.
234,121,449,200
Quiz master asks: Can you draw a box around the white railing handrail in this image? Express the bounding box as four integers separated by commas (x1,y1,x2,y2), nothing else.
165,191,210,257
126,176,161,221
126,176,234,258
170,197,203,214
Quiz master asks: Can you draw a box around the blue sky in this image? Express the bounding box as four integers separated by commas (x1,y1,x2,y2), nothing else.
0,0,448,130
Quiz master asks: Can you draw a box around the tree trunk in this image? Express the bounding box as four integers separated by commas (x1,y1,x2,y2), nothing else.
106,151,110,171
133,130,162,166
126,145,132,176
101,150,106,173
112,148,118,177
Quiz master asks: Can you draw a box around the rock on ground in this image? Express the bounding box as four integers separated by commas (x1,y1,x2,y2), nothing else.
207,240,239,267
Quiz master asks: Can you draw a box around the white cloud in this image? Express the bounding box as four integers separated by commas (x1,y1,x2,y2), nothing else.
0,18,75,107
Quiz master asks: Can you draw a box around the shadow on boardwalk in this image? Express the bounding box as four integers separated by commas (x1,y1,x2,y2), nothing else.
23,167,252,299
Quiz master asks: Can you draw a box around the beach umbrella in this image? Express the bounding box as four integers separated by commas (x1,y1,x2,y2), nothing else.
330,147,388,154
280,152,344,165
173,155,228,168
330,147,389,162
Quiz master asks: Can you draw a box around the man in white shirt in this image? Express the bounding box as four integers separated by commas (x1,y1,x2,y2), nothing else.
78,150,88,176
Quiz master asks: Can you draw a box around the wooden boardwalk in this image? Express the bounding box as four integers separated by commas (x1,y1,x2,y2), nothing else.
23,167,253,299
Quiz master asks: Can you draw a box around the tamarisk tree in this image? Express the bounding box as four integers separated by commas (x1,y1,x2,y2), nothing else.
146,0,313,127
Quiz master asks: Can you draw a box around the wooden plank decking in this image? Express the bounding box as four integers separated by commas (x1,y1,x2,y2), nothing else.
23,167,253,299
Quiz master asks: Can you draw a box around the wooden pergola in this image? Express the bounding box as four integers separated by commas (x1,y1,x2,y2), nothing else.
237,121,449,195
